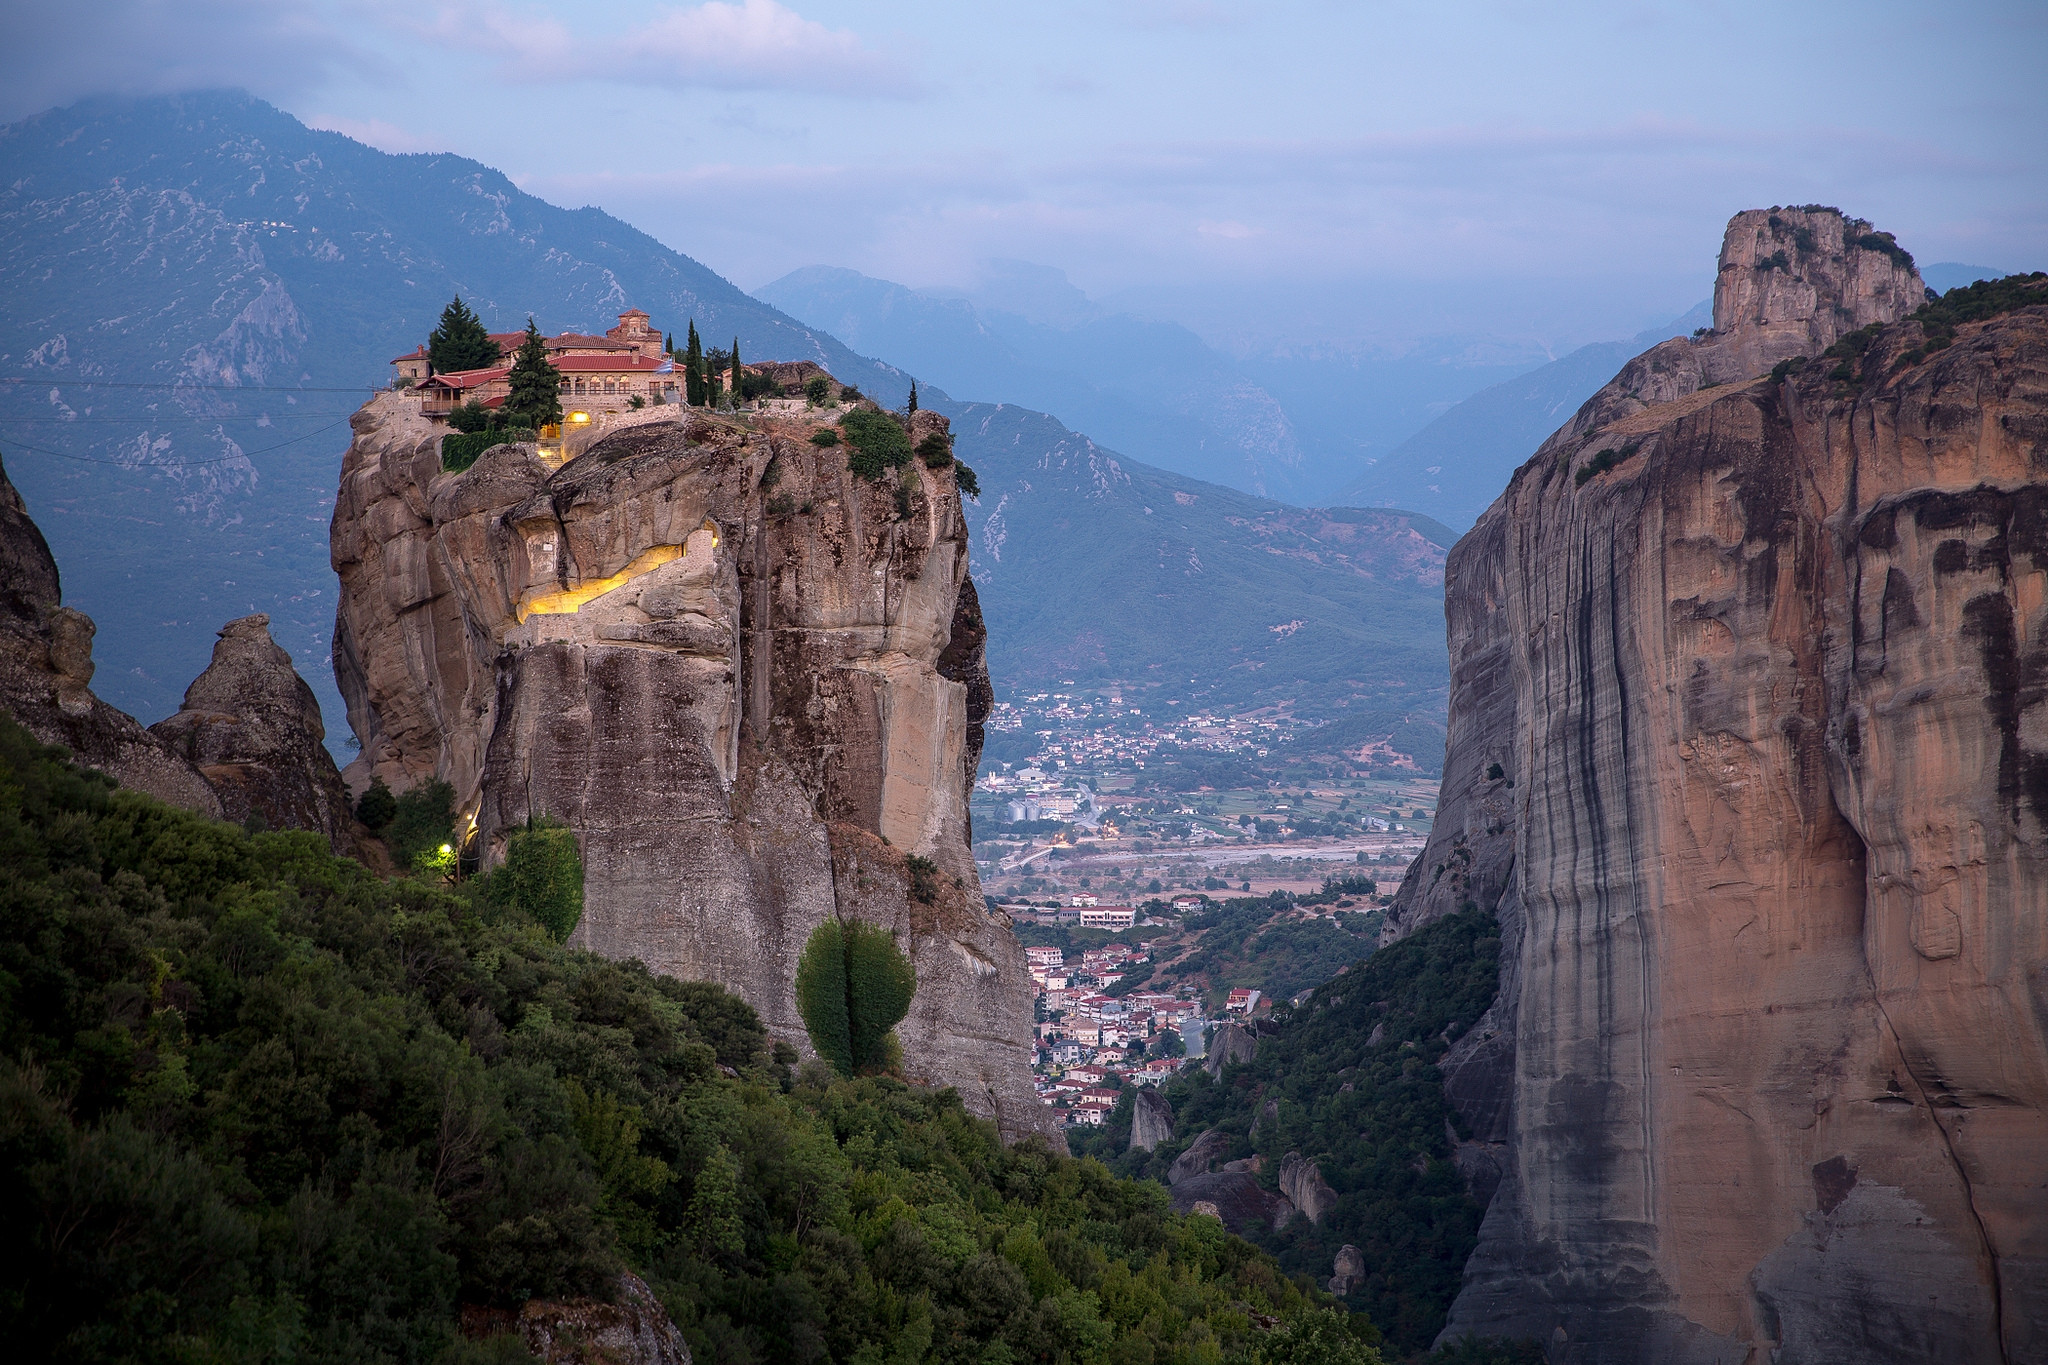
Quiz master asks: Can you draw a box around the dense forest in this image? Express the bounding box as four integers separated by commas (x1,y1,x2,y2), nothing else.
0,714,1388,1364
1069,911,1515,1357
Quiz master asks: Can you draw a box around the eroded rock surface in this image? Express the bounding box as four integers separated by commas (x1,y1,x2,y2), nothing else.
331,397,1055,1142
150,615,358,852
1389,210,2048,1361
1130,1088,1175,1152
1203,1022,1258,1076
0,455,220,813
462,1273,691,1364
1279,1152,1339,1225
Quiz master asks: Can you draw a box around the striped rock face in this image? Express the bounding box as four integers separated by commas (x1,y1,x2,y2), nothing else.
332,398,1055,1144
1387,214,2048,1362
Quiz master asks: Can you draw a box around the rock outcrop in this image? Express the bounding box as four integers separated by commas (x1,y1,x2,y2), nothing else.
1329,1244,1366,1297
1278,1152,1339,1224
0,455,220,813
150,615,359,852
331,396,1055,1142
462,1273,691,1364
1386,210,2048,1361
1203,1022,1259,1075
1130,1088,1175,1152
1169,1170,1294,1234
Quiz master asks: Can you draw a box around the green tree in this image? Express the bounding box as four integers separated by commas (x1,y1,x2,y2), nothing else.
804,374,832,405
503,318,563,431
684,321,705,406
908,379,919,413
730,336,742,409
426,295,500,374
355,776,396,832
386,778,456,869
492,817,584,940
795,919,917,1077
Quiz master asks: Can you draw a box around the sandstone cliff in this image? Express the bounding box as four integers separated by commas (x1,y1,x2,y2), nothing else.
1387,209,2048,1362
331,398,1056,1142
150,614,360,852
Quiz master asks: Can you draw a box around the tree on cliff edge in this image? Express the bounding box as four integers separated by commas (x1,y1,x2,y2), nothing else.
730,336,742,409
504,318,563,430
426,295,499,374
684,321,705,406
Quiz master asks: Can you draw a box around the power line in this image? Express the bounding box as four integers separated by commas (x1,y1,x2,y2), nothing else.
0,378,383,393
1,415,359,466
0,414,361,424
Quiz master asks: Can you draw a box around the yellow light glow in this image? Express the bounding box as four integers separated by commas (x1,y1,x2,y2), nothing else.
569,411,591,425
438,843,453,856
517,543,685,622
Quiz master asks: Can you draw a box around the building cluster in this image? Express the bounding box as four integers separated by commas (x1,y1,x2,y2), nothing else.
1025,942,1211,1127
985,694,1307,773
392,307,830,419
979,765,1092,825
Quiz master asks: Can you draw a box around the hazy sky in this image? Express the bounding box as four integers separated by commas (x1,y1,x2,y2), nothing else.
6,0,2044,350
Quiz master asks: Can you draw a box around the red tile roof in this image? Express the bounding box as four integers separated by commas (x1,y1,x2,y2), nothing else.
420,366,510,391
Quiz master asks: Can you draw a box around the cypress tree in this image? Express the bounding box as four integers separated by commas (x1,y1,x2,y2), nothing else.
907,380,918,414
731,337,742,408
426,295,499,373
684,321,704,406
503,318,563,431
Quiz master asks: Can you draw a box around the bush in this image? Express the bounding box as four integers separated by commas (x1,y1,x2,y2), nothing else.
443,429,534,473
955,459,981,499
804,375,832,404
491,817,584,941
448,400,496,433
1573,441,1638,487
808,428,840,447
355,775,397,831
794,919,917,1077
386,777,456,868
840,409,914,481
915,433,954,468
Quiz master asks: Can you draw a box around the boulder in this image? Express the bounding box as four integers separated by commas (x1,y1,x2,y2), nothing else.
1129,1088,1174,1152
1169,1171,1295,1234
1202,1022,1257,1076
150,615,358,853
1168,1126,1232,1186
1329,1244,1365,1297
1279,1152,1339,1224
462,1272,690,1363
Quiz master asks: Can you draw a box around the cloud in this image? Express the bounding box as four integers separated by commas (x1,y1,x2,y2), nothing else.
302,113,443,154
0,0,379,121
416,0,913,97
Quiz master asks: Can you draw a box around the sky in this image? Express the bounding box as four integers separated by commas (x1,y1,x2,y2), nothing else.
4,0,2044,353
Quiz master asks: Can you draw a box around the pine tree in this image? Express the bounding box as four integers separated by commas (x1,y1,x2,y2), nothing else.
731,337,742,408
426,295,500,374
908,380,918,414
685,321,704,406
503,318,563,431
665,331,674,356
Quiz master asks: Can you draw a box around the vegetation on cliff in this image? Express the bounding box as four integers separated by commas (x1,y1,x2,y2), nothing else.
1072,911,1505,1356
0,714,1353,1363
795,919,918,1078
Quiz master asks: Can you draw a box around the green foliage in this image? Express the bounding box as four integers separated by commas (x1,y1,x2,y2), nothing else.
1897,272,2048,367
386,777,456,867
442,428,534,472
903,853,942,905
915,433,954,469
355,776,396,832
1097,910,1504,1355
795,919,918,1078
684,321,705,407
1754,250,1789,273
491,818,584,941
504,318,563,431
1573,441,1638,487
840,409,914,481
1850,229,1914,270
954,459,981,499
427,295,500,373
0,713,1337,1362
1258,1309,1384,1364
810,428,841,447
805,374,833,404
907,380,919,413
448,400,497,433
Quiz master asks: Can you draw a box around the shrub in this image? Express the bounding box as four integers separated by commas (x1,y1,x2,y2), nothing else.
794,919,917,1077
448,401,496,434
840,409,914,481
904,853,942,904
386,777,456,869
1573,442,1638,487
491,817,584,941
915,432,954,468
955,460,981,499
1755,250,1790,273
442,429,534,473
354,776,397,831
808,428,840,447
1851,230,1915,270
804,375,832,404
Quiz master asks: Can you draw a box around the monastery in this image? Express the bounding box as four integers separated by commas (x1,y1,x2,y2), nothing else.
392,308,682,416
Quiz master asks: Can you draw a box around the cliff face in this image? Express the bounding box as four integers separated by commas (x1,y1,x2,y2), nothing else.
331,398,1055,1142
1389,211,2048,1362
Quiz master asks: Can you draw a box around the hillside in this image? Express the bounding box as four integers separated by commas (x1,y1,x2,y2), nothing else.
943,400,1454,751
0,711,1373,1363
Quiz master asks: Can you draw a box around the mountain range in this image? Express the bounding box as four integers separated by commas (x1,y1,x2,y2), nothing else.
0,91,1457,767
